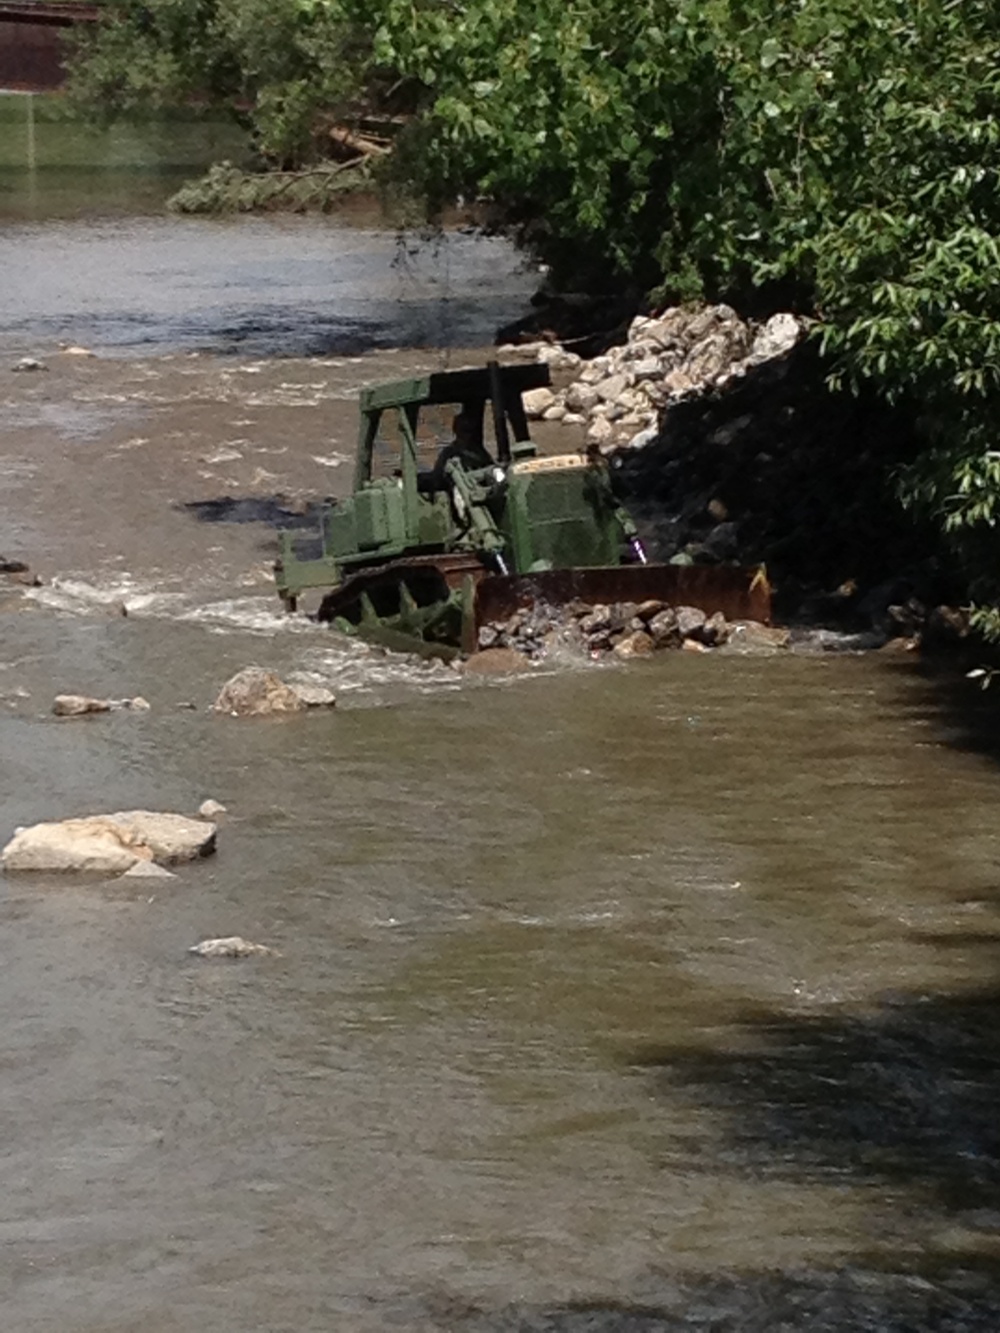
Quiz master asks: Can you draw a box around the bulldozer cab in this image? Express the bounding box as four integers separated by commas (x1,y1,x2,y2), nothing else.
323,360,554,569
355,361,549,487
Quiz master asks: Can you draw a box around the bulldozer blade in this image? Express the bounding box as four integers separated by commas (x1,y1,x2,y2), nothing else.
472,564,771,634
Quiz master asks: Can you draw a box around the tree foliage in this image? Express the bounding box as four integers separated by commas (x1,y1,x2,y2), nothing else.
67,0,383,164
69,0,1000,621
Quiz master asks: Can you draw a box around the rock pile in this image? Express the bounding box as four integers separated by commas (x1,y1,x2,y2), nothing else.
478,600,749,661
512,306,805,452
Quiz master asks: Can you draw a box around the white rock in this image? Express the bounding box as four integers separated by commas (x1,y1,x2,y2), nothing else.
684,332,735,384
12,357,46,372
105,811,217,863
189,936,277,959
52,694,150,716
748,312,803,364
60,344,96,357
1,809,216,874
214,667,305,717
562,412,586,425
52,695,112,716
535,345,582,369
2,819,152,874
643,311,688,349
578,357,611,384
565,382,601,414
630,358,663,382
289,683,337,708
595,373,631,403
542,403,567,421
121,860,176,880
626,425,660,450
198,798,227,818
522,386,557,418
586,417,614,446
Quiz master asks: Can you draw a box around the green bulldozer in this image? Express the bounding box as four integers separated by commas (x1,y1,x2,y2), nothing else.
274,361,770,658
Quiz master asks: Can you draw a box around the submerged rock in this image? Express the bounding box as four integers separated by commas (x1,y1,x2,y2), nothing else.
52,694,150,716
1,810,217,874
189,936,277,959
461,647,534,675
287,682,337,708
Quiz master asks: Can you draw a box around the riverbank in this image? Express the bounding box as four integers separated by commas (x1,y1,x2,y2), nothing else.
167,159,379,216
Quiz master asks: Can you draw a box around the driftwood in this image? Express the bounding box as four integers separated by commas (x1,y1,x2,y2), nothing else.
326,125,391,159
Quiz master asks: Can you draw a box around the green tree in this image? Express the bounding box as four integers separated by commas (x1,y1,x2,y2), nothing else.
67,0,384,165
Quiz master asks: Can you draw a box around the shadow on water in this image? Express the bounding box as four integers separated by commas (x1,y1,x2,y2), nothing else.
632,990,1000,1213
436,658,1000,1332
911,652,1000,769
179,494,324,527
420,986,1000,1331
395,1264,1000,1331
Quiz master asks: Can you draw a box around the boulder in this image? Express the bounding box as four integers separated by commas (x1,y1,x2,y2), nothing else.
676,606,708,639
721,621,792,654
585,416,614,447
595,373,630,403
698,611,730,647
747,312,802,365
648,607,681,647
522,386,557,418
198,798,227,818
535,346,582,370
1,809,216,874
2,819,152,874
662,368,696,397
565,381,600,413
579,357,612,384
613,630,654,659
684,332,736,384
213,667,305,717
578,604,613,636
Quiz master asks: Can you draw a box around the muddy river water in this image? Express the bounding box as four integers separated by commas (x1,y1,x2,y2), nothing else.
4,209,1000,1332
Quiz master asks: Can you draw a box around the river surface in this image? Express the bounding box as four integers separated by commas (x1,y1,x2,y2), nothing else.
4,199,1000,1332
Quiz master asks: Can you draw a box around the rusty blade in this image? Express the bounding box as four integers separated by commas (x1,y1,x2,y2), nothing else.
473,564,771,630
